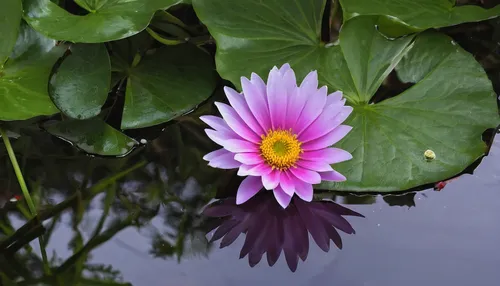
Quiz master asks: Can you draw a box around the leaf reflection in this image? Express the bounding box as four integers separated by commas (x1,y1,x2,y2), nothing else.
204,192,364,272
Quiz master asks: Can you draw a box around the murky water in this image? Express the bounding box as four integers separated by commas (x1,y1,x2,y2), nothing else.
1,123,499,286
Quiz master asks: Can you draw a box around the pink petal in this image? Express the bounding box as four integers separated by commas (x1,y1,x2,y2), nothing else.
208,152,241,169
320,170,347,182
302,125,352,150
283,68,297,90
236,176,263,204
273,186,292,208
301,148,353,164
262,169,281,190
251,72,266,95
223,139,259,153
249,163,273,176
296,160,333,172
293,86,327,134
326,91,343,106
284,68,316,130
224,87,265,135
284,87,305,129
281,69,298,127
241,75,271,132
293,179,314,202
289,167,321,184
278,63,291,75
279,171,295,196
234,153,264,165
204,129,239,147
199,115,231,132
238,163,272,176
201,115,241,140
266,67,287,129
300,70,318,95
298,105,353,142
203,148,228,161
215,102,261,143
237,164,256,176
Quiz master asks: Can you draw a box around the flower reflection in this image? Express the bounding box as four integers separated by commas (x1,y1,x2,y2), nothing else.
203,192,364,272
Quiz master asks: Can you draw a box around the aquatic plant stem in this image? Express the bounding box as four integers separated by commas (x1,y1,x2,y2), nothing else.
0,129,36,213
0,127,52,275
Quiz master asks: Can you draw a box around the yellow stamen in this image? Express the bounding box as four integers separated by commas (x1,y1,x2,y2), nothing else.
259,129,302,170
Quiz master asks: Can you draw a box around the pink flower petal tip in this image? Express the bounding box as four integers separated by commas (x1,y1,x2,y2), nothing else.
201,64,353,208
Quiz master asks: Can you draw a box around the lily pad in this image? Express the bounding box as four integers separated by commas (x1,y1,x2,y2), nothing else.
122,44,217,129
49,44,111,119
340,0,500,36
327,30,498,192
0,0,22,64
193,0,324,89
45,118,138,156
0,23,65,121
23,0,183,43
192,0,499,192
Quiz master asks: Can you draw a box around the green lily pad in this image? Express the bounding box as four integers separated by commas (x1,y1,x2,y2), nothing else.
44,118,138,156
0,23,65,121
340,0,500,37
122,44,217,129
0,0,22,65
49,44,111,120
192,0,499,192
193,0,324,89
23,0,183,43
323,30,497,191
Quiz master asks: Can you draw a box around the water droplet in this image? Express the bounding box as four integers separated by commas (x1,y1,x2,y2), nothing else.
140,139,147,144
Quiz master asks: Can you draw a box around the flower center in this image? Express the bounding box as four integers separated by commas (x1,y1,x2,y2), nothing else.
259,129,302,170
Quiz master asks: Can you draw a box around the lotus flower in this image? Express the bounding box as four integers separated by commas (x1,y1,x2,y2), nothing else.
201,64,353,208
203,192,364,272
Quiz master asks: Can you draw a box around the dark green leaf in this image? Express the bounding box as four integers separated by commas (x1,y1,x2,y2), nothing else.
336,16,414,103
340,0,500,37
122,44,217,129
45,119,138,156
109,31,155,69
193,0,499,191
320,29,499,192
0,23,65,121
50,44,111,119
0,0,22,64
24,0,183,43
192,0,324,89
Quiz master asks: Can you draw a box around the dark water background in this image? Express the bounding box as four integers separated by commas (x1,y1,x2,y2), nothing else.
42,142,500,286
0,123,499,286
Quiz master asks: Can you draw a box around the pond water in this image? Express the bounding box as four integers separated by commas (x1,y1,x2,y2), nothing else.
1,122,499,286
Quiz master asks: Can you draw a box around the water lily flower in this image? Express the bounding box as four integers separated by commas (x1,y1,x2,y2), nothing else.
201,64,353,208
203,193,364,272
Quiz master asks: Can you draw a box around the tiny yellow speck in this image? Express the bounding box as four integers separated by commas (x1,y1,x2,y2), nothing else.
424,149,436,161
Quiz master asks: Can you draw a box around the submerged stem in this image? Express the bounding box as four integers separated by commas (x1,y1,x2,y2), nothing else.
0,128,37,214
146,28,185,46
0,127,52,275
